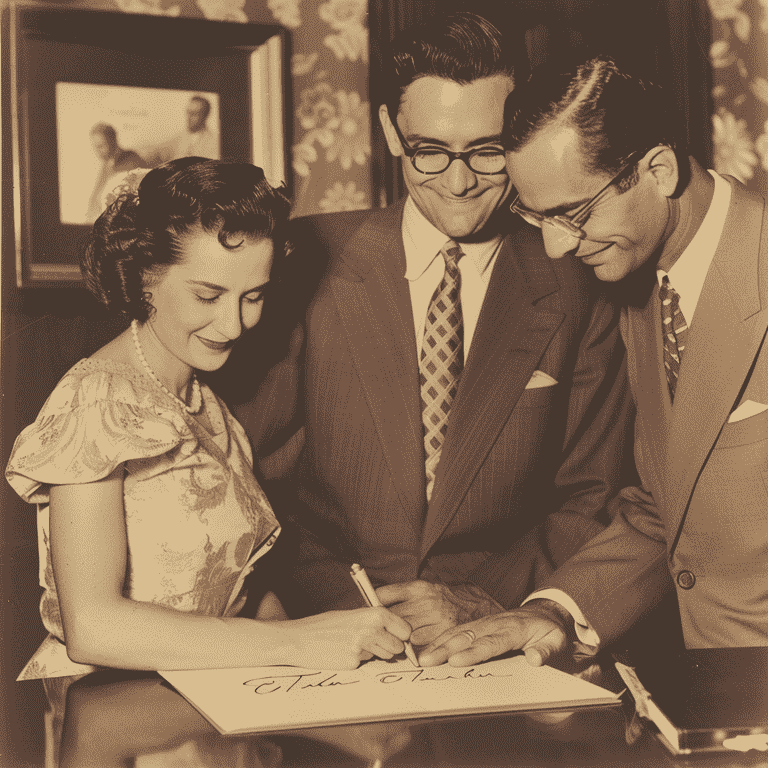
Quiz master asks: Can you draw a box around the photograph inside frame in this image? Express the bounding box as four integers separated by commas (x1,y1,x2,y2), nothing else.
9,6,285,286
57,83,221,225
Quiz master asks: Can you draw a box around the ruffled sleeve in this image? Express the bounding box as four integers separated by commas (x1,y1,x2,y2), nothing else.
6,361,186,505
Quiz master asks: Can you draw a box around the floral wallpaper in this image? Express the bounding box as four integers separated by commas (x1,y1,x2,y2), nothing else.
79,0,372,216
709,0,768,190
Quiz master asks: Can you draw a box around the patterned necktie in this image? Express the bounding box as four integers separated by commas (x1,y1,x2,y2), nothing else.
420,240,465,502
659,275,688,402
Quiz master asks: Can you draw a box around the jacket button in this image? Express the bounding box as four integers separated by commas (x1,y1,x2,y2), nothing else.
677,570,696,589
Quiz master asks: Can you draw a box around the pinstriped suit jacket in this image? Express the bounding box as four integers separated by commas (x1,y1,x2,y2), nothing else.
234,199,635,616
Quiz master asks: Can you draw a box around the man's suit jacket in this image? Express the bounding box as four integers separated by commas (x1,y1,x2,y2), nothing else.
546,178,768,648
234,198,634,615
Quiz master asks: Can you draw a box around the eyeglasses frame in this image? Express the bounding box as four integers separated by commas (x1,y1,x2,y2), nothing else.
386,107,506,176
509,148,651,240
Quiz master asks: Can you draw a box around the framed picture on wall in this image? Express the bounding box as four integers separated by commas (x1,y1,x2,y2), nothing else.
10,6,289,287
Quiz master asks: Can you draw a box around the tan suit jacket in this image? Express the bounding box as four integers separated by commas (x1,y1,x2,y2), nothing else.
546,178,768,648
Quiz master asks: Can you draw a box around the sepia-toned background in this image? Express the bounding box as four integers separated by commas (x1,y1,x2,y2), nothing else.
1,0,767,761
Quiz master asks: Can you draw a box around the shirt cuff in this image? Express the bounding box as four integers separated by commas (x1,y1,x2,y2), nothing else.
522,588,601,647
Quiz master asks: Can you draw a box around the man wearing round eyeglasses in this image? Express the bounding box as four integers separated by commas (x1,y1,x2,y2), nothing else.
236,15,634,647
377,75,512,241
419,55,768,668
507,146,654,283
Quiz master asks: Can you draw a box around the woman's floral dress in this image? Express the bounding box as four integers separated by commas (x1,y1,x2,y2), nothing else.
6,357,280,680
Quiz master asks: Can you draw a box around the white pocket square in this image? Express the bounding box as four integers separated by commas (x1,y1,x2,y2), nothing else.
526,370,558,389
728,399,768,423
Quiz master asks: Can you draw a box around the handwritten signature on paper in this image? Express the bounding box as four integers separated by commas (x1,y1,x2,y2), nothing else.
243,667,515,695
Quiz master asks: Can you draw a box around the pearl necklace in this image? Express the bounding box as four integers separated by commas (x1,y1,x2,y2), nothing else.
131,319,202,414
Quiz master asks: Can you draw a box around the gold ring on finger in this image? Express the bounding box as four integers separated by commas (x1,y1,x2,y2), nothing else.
462,629,476,643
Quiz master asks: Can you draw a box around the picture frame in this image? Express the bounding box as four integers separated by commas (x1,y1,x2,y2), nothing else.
10,5,289,288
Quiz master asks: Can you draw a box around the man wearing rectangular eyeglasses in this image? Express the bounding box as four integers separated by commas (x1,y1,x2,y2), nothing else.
233,16,634,647
420,54,768,667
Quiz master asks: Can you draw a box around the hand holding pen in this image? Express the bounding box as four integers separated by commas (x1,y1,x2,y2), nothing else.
350,564,420,667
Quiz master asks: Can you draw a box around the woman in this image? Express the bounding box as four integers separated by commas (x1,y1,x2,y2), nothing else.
6,158,411,680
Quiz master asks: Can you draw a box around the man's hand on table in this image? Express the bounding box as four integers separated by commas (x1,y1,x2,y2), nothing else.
375,581,504,646
416,599,571,668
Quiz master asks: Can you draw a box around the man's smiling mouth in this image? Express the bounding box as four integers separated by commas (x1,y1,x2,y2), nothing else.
437,192,488,204
578,243,613,263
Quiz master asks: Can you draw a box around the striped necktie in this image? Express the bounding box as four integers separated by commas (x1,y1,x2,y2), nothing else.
659,275,688,402
420,240,465,502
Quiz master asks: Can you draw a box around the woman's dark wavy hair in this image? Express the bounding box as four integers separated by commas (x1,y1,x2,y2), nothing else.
82,157,291,321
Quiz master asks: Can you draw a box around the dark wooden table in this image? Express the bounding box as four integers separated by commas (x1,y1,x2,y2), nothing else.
4,663,768,768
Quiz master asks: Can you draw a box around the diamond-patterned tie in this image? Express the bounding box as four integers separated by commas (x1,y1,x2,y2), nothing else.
659,275,688,402
420,240,465,502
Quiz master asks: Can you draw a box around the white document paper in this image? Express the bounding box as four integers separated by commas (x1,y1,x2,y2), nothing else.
160,656,620,735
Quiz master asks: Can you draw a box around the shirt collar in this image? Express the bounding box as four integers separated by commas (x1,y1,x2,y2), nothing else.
656,170,731,325
402,196,502,283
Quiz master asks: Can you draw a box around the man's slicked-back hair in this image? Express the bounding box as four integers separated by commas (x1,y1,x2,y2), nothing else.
384,11,519,118
502,55,687,183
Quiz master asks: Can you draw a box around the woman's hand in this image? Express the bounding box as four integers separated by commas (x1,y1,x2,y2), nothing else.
285,607,413,670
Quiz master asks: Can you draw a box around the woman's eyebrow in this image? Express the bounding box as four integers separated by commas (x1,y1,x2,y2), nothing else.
245,281,271,293
187,279,271,293
187,280,225,291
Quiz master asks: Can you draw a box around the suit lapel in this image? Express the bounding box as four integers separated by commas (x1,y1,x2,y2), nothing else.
420,232,564,558
329,200,426,529
665,180,768,548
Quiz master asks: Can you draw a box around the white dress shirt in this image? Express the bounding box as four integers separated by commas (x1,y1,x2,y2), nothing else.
656,170,731,323
523,170,732,647
402,196,502,359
